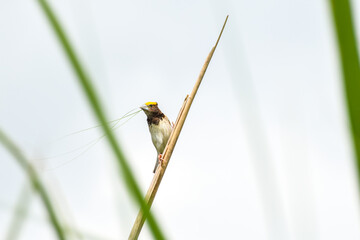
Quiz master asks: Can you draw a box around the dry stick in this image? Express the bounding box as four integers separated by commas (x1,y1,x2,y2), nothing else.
129,15,229,240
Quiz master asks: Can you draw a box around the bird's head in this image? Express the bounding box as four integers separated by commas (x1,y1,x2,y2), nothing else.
140,102,161,116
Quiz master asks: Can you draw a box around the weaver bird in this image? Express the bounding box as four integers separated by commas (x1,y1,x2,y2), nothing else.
140,102,173,173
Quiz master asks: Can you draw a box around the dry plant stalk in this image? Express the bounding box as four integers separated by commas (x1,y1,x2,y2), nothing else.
129,15,228,240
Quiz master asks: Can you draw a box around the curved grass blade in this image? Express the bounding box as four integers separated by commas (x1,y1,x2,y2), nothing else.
330,0,360,187
5,183,32,240
0,129,66,240
36,0,165,238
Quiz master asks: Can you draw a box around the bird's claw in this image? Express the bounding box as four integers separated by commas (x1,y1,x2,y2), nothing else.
158,154,165,167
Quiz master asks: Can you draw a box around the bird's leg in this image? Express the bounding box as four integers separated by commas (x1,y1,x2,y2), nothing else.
158,153,165,167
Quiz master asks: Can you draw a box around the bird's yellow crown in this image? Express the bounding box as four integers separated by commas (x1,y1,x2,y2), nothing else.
145,102,158,106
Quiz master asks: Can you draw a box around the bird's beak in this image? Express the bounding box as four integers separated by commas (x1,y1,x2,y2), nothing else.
140,104,149,112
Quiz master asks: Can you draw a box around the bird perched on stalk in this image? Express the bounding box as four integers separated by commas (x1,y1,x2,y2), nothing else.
140,102,173,173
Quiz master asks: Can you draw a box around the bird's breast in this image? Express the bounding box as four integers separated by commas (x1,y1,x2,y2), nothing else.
149,118,172,154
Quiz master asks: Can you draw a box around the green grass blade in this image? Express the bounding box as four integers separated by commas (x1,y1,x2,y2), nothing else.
0,129,66,240
5,183,32,240
36,0,165,238
330,0,360,186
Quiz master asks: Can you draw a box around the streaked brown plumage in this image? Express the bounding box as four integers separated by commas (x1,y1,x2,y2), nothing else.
140,102,172,173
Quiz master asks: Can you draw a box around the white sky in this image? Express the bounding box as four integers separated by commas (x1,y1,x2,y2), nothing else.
0,0,360,239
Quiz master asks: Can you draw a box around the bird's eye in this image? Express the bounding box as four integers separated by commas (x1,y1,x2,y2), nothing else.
149,105,153,107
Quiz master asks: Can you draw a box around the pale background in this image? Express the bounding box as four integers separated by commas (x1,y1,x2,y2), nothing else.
0,0,360,239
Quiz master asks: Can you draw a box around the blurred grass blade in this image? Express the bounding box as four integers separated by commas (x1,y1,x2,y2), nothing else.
6,183,32,240
36,0,165,238
330,0,360,186
0,129,66,240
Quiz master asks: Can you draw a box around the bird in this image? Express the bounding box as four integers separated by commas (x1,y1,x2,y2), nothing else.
140,102,173,173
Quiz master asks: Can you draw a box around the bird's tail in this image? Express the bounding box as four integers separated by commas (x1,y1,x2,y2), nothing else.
153,156,159,173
